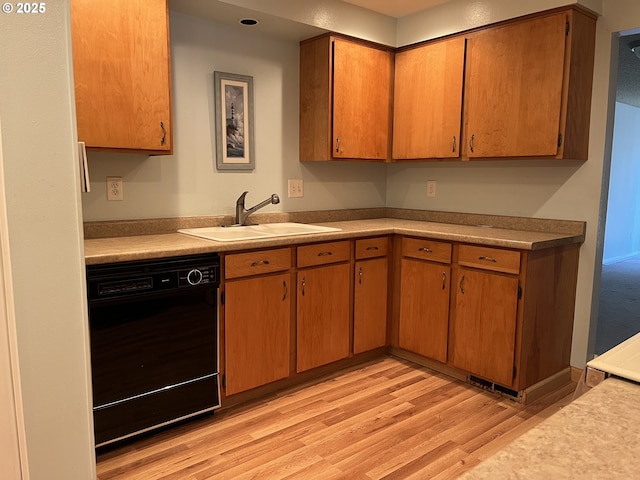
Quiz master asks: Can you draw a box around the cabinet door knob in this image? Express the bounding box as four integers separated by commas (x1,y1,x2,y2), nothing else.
160,121,167,146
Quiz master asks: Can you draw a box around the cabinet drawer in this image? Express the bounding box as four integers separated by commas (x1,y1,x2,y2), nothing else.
355,237,389,259
225,248,292,279
402,237,451,264
297,241,350,268
458,245,521,274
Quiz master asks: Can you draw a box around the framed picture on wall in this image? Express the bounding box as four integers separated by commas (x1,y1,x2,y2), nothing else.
214,71,255,170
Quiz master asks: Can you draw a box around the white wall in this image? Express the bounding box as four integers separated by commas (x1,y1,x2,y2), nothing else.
81,12,388,222
0,1,96,478
602,102,640,263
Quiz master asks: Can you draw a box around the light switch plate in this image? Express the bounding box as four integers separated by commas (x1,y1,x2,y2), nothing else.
426,180,436,198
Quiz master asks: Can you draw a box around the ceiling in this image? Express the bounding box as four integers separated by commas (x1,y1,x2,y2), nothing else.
339,0,451,18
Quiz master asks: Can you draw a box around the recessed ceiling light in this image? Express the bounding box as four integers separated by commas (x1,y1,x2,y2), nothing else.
630,40,640,59
239,18,259,26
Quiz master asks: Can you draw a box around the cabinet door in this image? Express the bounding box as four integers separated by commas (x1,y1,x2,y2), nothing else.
450,268,518,386
332,38,392,160
398,259,450,363
463,13,566,158
354,258,388,354
297,263,350,372
393,37,465,159
71,0,172,153
225,273,291,395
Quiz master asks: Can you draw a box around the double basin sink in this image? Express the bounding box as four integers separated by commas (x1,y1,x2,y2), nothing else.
179,222,341,242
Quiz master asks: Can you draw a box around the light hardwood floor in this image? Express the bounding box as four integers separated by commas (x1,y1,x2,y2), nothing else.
96,356,576,479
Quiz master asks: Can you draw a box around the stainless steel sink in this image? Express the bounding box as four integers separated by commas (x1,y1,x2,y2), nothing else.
178,222,341,242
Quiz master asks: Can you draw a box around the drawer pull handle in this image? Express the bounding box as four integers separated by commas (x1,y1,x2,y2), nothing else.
478,256,497,262
317,251,333,257
366,246,379,251
251,260,270,267
418,247,433,253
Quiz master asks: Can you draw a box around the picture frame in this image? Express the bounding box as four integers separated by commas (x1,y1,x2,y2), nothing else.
214,71,255,170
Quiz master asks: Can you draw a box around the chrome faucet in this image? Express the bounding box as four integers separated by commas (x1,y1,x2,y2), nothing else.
234,191,280,226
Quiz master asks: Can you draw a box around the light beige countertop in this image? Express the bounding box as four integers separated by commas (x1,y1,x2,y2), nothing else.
84,212,584,265
460,377,640,479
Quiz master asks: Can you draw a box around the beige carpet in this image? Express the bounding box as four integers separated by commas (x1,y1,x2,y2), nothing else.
596,255,640,354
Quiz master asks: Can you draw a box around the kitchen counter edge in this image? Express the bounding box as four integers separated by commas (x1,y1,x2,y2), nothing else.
84,218,585,265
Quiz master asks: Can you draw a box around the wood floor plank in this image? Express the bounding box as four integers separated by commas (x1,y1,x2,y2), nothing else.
96,356,577,479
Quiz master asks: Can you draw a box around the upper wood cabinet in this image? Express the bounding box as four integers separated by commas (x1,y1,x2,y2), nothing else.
300,35,394,162
393,37,466,160
71,0,173,154
462,8,596,160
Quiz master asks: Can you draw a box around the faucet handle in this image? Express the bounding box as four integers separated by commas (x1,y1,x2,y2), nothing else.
236,191,249,206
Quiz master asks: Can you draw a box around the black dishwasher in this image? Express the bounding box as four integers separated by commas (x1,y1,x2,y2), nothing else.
86,253,220,447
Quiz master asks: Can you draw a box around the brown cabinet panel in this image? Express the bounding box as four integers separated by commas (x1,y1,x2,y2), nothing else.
450,268,519,386
398,259,450,363
354,257,388,353
71,0,172,153
300,35,393,161
333,38,393,160
297,241,350,268
225,248,291,279
402,237,452,264
393,37,465,159
355,237,389,259
225,273,291,395
297,263,350,372
458,245,521,274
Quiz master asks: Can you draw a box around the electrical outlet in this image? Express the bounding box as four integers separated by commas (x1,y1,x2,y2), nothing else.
288,179,304,198
426,180,436,198
107,176,123,201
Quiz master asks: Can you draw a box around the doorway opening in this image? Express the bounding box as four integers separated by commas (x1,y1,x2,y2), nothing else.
596,31,640,354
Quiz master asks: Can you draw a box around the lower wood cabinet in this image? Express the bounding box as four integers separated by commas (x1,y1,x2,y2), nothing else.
354,237,390,353
223,248,292,396
297,241,351,372
398,238,452,363
449,267,519,386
